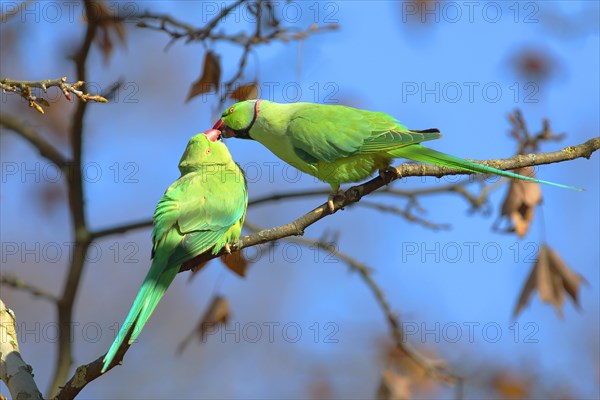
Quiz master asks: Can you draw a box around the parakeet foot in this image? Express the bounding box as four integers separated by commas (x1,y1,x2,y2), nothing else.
327,189,346,213
224,243,232,254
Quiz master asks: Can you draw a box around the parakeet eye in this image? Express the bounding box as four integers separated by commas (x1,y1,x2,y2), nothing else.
229,107,235,114
205,148,212,155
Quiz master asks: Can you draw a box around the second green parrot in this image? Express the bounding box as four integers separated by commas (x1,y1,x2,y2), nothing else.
213,100,580,210
102,131,247,372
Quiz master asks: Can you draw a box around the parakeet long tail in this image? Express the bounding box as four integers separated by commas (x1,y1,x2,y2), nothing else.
390,144,582,190
101,231,180,373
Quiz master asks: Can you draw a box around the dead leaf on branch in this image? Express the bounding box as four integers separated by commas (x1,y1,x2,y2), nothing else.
513,244,586,319
186,251,250,280
229,82,259,101
220,251,249,277
87,0,126,63
381,341,440,395
177,295,230,354
377,369,412,400
186,51,221,102
498,167,542,238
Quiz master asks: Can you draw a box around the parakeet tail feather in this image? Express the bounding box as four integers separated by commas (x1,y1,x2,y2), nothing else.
101,231,180,373
390,144,582,191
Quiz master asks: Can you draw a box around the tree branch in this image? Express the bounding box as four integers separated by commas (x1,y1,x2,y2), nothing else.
48,1,99,396
0,77,107,114
130,5,338,47
0,274,59,303
90,219,153,240
0,299,44,400
0,112,69,168
355,199,450,230
244,222,457,382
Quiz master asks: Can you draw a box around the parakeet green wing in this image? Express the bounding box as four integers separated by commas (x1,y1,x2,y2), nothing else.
286,104,441,164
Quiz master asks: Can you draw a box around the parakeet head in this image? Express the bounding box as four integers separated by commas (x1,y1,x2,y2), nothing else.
179,131,232,172
213,100,261,140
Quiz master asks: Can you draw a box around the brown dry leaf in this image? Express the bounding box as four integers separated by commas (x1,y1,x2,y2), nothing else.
513,244,586,318
220,251,249,277
500,167,542,238
377,369,411,400
383,343,439,395
186,51,221,102
87,1,127,63
490,371,531,399
229,82,259,101
177,295,230,354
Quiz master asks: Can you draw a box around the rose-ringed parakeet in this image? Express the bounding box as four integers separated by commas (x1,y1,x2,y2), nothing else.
213,100,580,211
102,131,247,372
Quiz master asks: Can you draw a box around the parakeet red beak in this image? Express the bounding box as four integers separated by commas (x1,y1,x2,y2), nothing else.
203,128,222,142
213,119,236,138
212,120,224,130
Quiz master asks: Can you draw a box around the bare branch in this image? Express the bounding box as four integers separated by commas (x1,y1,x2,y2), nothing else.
0,274,59,303
0,77,108,114
356,200,450,230
0,299,44,400
131,7,338,47
243,223,457,383
53,344,130,400
0,112,69,168
90,219,153,240
509,108,566,154
48,0,99,396
118,1,337,109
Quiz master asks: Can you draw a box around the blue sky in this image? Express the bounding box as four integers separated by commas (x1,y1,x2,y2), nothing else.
1,1,599,398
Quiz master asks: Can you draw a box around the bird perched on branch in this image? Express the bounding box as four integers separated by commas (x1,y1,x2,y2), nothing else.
102,130,247,372
213,99,580,211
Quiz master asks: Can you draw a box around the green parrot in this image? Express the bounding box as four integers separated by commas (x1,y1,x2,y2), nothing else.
102,131,247,372
213,100,580,210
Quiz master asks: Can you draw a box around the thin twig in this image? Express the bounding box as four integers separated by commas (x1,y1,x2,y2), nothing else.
245,221,459,383
0,77,107,114
0,112,69,168
356,200,450,230
0,274,59,302
90,219,154,240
